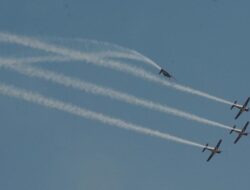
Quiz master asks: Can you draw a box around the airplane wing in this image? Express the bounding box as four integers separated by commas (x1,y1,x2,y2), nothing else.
243,97,250,107
207,152,215,162
235,109,243,120
234,134,243,144
242,121,249,132
215,139,222,149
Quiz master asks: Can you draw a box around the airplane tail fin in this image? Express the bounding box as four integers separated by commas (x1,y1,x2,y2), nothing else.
202,144,208,152
159,69,162,74
231,101,237,110
230,125,236,134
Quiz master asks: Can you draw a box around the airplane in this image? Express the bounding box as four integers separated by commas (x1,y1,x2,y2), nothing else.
230,121,249,144
231,97,250,120
202,139,222,162
159,68,173,79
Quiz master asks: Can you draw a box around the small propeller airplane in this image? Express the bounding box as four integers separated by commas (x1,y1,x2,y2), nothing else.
230,121,249,144
159,68,173,79
202,139,222,162
231,97,250,120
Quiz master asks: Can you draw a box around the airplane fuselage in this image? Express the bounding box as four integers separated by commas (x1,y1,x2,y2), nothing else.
206,147,221,154
212,149,221,154
242,132,248,136
234,105,248,110
234,103,249,112
159,69,172,78
231,127,248,136
234,131,248,136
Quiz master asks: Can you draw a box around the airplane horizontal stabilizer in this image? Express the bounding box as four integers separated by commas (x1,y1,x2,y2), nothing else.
230,125,236,134
231,101,237,110
202,144,208,152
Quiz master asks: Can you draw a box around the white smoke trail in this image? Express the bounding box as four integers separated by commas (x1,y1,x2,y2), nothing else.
0,57,232,130
91,51,148,63
89,50,161,70
123,50,162,70
55,37,162,69
0,82,205,149
0,32,233,106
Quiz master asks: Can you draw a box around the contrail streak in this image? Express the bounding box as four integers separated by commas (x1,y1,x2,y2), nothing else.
0,32,233,106
90,50,161,70
55,37,162,69
0,82,205,149
0,57,232,130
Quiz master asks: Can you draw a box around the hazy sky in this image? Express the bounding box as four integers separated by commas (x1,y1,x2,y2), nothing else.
0,0,250,190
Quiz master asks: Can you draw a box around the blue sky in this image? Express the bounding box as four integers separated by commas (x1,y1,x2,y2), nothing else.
0,0,250,189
